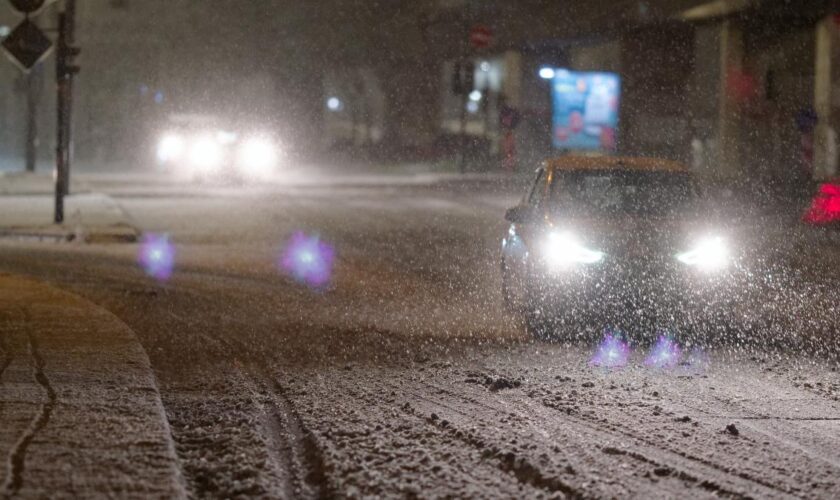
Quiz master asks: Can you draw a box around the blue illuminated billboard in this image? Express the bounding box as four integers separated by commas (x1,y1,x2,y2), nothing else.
551,70,620,151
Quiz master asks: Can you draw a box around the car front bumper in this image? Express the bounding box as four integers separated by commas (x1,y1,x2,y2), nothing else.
525,258,753,333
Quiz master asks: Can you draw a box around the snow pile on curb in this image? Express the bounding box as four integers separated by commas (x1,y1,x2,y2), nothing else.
0,274,184,497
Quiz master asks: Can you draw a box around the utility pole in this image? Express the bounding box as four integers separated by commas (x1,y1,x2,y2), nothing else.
24,63,43,172
457,60,474,174
2,0,52,172
54,0,80,224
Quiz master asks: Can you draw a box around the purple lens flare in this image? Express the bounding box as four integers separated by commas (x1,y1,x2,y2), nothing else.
590,329,631,368
279,231,335,288
645,334,682,369
138,233,175,281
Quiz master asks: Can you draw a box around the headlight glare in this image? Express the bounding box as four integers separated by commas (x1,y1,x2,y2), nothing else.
676,236,729,271
189,136,223,171
238,137,277,178
543,231,604,268
157,134,184,163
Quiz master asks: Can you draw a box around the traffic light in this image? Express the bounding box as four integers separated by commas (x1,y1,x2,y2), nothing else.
452,60,475,96
56,13,80,79
452,62,464,95
57,42,80,78
463,61,475,94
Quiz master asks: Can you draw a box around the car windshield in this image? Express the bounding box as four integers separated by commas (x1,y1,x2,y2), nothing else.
550,170,695,216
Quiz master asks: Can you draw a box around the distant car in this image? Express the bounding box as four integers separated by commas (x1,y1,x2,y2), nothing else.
501,156,743,340
155,114,281,183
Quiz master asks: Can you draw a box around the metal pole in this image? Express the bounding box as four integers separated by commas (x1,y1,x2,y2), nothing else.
458,69,468,174
24,64,42,173
54,0,76,224
54,11,66,223
458,12,470,175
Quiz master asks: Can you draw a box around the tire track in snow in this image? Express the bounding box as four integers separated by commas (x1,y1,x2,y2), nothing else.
1,310,56,498
397,388,588,498
618,363,840,484
208,345,334,498
396,381,693,498
413,377,790,499
527,389,799,498
345,372,667,497
291,370,550,497
674,387,840,473
163,304,332,499
269,378,333,499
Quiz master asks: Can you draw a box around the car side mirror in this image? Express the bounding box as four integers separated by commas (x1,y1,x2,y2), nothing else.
505,205,531,223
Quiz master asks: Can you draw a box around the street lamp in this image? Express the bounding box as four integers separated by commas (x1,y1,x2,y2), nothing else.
326,96,342,111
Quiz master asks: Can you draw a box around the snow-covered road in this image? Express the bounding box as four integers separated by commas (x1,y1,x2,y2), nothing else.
1,172,838,498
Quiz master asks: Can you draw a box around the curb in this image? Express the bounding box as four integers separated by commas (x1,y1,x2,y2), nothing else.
0,274,185,498
0,190,140,244
0,223,139,244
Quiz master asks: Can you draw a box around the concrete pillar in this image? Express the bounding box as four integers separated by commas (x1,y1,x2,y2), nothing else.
717,19,743,177
814,15,837,180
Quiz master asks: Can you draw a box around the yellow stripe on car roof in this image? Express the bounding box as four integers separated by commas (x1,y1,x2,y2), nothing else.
543,156,689,173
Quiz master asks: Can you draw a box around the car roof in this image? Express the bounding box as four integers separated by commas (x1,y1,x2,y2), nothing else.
543,156,690,174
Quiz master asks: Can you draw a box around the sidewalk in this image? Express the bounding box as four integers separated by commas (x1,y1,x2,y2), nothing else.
0,274,184,498
0,173,138,243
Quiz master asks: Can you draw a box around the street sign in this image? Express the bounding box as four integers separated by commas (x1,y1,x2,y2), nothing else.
451,60,475,96
2,18,52,71
9,0,45,14
469,25,493,49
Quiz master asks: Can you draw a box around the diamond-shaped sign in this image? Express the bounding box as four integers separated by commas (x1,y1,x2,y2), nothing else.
9,0,46,14
2,19,52,71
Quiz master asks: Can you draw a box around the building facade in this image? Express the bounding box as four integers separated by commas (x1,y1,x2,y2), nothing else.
0,0,837,180
432,0,840,179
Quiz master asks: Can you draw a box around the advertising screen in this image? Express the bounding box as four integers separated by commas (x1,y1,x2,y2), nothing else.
551,70,621,151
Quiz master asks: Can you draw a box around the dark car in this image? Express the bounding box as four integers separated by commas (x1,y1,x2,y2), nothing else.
501,156,747,341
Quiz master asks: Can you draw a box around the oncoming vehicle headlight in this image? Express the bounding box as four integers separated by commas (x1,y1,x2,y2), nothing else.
157,133,184,163
676,236,729,271
542,231,604,268
188,136,223,171
237,137,277,177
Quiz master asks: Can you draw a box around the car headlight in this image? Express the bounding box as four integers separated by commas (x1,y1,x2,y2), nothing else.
188,136,223,171
542,231,604,268
216,130,238,145
676,236,729,271
157,133,184,163
237,137,277,176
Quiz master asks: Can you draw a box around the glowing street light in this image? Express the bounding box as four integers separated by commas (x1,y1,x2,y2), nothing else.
326,96,342,111
539,66,556,79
